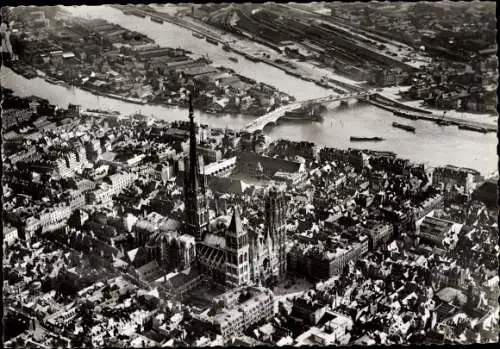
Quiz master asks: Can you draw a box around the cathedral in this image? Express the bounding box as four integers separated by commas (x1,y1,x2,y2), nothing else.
183,95,210,242
149,95,288,288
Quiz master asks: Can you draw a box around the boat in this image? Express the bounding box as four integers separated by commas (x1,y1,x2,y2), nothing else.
350,137,385,142
229,57,238,63
393,109,419,120
392,122,416,132
131,12,146,18
458,124,488,133
284,70,300,77
192,32,204,39
245,54,260,62
87,108,119,115
437,119,452,126
151,17,163,24
282,104,325,122
315,81,330,88
200,54,212,65
45,76,60,85
22,68,38,79
205,37,219,45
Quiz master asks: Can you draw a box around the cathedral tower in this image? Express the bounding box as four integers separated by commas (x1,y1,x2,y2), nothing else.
265,186,288,280
225,206,250,288
184,94,209,241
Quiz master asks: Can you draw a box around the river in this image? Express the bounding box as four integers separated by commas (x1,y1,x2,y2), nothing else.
63,5,333,101
1,6,497,175
1,66,254,129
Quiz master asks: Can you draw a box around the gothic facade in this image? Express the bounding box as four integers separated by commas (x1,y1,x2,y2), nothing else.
249,187,288,285
196,187,288,289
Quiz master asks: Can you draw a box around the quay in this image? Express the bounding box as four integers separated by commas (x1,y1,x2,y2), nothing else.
112,4,357,95
368,98,497,133
114,5,223,47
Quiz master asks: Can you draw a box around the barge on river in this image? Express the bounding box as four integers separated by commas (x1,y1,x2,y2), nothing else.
437,119,453,126
393,109,419,120
392,122,416,133
458,124,488,133
350,137,385,142
150,16,164,24
205,37,219,45
131,11,146,18
245,54,260,62
87,109,120,115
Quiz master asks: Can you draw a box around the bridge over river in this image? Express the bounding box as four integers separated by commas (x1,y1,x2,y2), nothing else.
243,90,497,134
243,91,375,133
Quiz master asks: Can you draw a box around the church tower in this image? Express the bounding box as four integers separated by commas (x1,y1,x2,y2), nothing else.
225,206,250,288
184,94,209,241
265,186,288,280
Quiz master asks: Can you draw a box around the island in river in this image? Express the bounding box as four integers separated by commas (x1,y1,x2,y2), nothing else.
10,12,295,118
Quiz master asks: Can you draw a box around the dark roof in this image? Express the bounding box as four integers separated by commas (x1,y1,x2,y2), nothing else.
207,176,244,194
420,216,454,237
228,207,243,236
168,268,201,289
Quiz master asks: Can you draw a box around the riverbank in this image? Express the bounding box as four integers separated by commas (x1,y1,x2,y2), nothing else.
368,95,496,133
112,4,362,96
378,86,498,124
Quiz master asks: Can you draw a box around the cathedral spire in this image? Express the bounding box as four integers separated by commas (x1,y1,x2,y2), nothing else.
188,93,198,188
184,94,209,241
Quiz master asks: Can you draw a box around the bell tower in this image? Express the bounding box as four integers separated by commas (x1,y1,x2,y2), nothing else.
265,186,288,280
225,206,250,288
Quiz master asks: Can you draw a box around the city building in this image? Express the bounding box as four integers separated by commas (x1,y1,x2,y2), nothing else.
361,221,394,250
417,216,458,250
193,286,274,342
235,151,306,182
3,225,19,248
433,165,479,194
